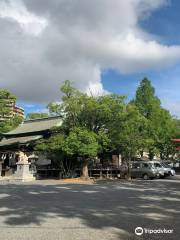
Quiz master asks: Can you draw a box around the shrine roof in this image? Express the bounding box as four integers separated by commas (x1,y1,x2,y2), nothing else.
0,135,42,147
4,116,62,136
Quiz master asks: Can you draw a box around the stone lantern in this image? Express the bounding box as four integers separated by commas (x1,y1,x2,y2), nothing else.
12,151,35,182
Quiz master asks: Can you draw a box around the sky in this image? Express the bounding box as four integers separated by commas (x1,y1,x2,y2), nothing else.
0,0,180,117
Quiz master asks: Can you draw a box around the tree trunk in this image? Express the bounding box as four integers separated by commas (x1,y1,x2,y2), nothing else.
126,152,132,180
149,150,154,160
126,159,131,180
81,158,89,179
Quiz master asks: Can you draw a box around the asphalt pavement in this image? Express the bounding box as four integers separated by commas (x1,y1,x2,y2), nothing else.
0,178,179,240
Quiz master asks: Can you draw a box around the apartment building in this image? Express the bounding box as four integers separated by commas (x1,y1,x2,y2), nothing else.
0,99,24,121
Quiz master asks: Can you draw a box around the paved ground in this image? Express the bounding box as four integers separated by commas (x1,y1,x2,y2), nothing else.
0,178,179,240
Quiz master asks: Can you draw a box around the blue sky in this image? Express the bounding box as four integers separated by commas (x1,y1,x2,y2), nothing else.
0,0,179,117
102,1,180,117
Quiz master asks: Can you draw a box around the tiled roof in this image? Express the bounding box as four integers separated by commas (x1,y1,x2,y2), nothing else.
4,116,62,136
0,135,43,147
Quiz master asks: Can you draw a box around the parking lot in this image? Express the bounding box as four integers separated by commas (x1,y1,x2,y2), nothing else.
0,177,179,240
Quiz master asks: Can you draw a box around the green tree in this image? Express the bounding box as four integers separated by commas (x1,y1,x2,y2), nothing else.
63,127,99,178
40,79,178,168
154,108,176,159
48,80,84,129
43,80,126,177
134,78,161,118
48,80,126,147
173,118,180,138
134,78,176,159
48,80,126,132
35,127,98,178
109,103,147,177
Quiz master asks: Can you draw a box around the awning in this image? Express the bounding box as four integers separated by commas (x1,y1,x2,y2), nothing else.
0,135,43,147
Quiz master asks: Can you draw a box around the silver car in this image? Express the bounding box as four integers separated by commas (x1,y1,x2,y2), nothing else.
160,162,176,176
151,161,165,178
130,161,160,180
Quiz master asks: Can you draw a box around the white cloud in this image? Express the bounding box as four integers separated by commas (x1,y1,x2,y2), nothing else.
162,101,180,117
0,0,179,105
0,0,47,36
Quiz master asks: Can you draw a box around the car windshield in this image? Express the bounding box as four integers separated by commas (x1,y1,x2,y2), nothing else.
142,163,150,168
161,163,170,168
146,163,153,168
153,163,162,168
132,162,141,168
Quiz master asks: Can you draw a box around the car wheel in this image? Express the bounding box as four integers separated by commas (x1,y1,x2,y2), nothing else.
143,174,149,180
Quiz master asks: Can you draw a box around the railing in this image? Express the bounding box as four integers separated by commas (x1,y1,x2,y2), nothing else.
37,167,124,179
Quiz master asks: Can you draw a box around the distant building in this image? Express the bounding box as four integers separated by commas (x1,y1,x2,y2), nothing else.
13,105,24,118
0,98,24,121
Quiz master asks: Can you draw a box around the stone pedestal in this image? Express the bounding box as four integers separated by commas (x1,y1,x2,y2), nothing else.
11,151,35,182
12,162,35,182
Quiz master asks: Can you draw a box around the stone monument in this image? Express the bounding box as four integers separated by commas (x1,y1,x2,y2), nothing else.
12,151,35,182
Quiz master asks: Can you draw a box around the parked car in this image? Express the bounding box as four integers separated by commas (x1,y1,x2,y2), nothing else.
163,160,180,173
160,162,176,176
130,161,160,180
151,161,165,178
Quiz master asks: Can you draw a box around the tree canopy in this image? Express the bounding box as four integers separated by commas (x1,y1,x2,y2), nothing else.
35,79,179,177
133,78,176,159
0,89,23,134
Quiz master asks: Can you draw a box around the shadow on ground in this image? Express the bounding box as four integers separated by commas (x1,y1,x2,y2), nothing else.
0,179,179,240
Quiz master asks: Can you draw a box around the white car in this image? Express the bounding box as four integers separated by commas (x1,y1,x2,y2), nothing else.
152,162,165,178
160,162,176,176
